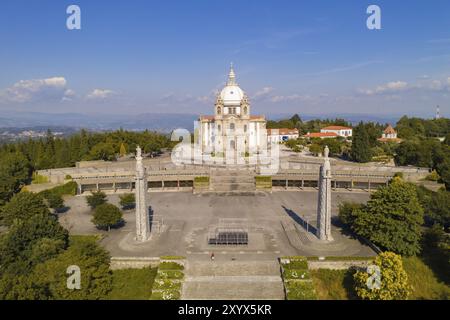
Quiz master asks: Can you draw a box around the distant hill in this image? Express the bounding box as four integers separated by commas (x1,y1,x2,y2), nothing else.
0,112,199,133
0,111,406,133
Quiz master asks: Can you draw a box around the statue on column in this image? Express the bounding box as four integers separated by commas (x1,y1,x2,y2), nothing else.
316,146,333,241
135,146,150,242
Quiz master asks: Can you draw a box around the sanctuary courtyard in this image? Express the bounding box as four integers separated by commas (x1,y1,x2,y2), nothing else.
59,190,375,259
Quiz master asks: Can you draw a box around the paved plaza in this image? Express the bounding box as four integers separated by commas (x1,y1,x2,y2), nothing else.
59,190,375,260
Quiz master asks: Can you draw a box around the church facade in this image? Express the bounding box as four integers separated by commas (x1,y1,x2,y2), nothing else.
198,66,267,156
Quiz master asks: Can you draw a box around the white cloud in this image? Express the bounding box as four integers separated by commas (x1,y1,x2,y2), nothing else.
196,95,211,103
0,77,68,103
86,89,116,100
271,94,315,103
252,87,274,100
428,80,443,91
359,81,409,95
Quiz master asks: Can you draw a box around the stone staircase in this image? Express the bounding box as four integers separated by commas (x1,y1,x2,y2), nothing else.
181,260,285,300
210,169,256,193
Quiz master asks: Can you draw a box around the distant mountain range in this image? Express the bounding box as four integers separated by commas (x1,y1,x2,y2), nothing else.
0,111,406,133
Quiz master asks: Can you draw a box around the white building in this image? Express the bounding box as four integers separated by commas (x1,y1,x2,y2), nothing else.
320,126,352,138
381,124,397,139
198,65,267,155
267,128,299,143
378,124,402,143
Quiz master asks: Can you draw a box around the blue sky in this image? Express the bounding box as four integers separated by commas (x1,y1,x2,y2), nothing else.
0,0,449,118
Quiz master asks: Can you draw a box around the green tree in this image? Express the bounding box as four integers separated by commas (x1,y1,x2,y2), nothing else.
338,202,362,226
351,122,372,163
86,191,107,209
353,252,411,300
417,188,450,229
352,177,424,256
31,237,112,300
318,138,344,157
0,213,68,275
309,144,323,156
43,193,65,212
423,224,445,248
119,193,135,209
92,203,123,231
0,152,30,205
88,142,116,161
119,143,127,157
0,192,50,227
445,133,450,146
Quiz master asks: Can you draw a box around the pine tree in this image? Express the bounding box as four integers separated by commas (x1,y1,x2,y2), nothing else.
351,122,372,163
119,143,127,157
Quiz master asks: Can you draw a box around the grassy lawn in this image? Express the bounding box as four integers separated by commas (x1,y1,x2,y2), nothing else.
107,267,158,300
311,269,356,300
402,255,449,300
310,254,449,300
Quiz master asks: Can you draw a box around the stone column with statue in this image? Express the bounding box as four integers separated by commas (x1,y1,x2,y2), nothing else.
135,146,150,242
316,145,333,241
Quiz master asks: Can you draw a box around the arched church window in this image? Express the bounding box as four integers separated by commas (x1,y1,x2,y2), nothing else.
217,106,221,115
244,106,248,115
217,124,221,132
244,125,247,132
230,123,235,130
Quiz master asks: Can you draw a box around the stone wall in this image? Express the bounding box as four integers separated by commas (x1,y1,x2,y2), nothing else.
307,260,372,270
110,257,160,270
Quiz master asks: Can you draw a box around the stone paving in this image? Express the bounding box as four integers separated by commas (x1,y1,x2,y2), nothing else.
59,190,375,260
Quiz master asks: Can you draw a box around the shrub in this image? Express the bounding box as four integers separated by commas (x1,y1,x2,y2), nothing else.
32,172,49,184
194,176,209,183
309,144,322,156
426,170,440,181
40,181,78,197
119,193,135,209
91,203,123,231
282,259,308,270
285,281,317,300
156,270,184,280
353,252,411,300
158,262,184,271
44,193,65,211
86,191,107,209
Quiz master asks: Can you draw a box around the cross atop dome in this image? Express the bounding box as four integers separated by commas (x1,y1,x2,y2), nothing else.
227,62,237,86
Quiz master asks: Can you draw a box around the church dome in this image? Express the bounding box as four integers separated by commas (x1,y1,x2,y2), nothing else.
219,64,245,106
220,85,244,106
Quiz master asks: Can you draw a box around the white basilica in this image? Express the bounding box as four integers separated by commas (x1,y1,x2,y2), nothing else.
198,65,267,156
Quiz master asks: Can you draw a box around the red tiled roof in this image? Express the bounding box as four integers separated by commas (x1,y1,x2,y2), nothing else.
267,128,299,135
321,126,352,131
250,115,265,121
199,115,214,121
383,125,397,134
303,132,338,138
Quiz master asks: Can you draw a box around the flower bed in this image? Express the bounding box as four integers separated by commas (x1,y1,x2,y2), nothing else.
150,258,185,300
280,256,317,300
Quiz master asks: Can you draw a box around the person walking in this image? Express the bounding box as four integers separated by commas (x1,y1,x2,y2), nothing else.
210,252,215,261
